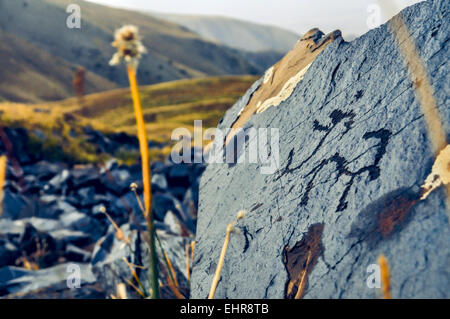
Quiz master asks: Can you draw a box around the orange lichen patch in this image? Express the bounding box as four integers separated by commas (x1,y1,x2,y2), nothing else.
224,29,340,145
376,146,449,237
375,146,449,238
378,193,419,237
378,255,392,299
283,223,324,299
420,145,450,200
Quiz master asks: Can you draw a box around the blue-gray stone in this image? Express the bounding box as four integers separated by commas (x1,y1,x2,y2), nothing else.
191,0,450,299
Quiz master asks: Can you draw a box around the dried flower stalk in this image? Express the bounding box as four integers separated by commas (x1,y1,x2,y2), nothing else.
110,25,159,298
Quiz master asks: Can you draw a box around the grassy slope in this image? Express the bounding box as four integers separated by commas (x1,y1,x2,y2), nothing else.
0,75,257,163
0,29,117,103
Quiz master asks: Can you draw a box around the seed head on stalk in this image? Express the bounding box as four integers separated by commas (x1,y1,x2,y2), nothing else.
109,25,147,69
110,25,160,299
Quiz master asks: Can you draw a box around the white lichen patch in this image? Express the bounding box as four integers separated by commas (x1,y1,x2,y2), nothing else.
263,66,274,84
237,105,246,117
256,62,312,114
420,145,450,200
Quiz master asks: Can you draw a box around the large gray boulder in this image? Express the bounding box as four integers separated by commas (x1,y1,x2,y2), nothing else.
191,0,449,299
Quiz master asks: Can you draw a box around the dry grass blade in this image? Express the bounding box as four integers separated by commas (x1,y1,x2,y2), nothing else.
186,244,191,282
124,278,146,298
164,252,179,287
154,229,180,293
190,241,196,263
208,210,246,299
208,225,232,299
294,250,312,299
0,156,6,217
165,272,185,299
158,257,184,299
378,255,392,299
122,257,147,297
101,207,130,245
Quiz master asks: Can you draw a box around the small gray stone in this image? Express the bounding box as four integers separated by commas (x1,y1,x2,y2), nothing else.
151,173,168,190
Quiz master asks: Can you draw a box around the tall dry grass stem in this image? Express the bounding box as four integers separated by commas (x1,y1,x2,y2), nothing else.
128,66,160,298
208,210,246,299
110,25,159,298
0,156,6,217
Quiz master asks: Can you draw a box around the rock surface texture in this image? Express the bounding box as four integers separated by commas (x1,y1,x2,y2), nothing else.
191,1,449,299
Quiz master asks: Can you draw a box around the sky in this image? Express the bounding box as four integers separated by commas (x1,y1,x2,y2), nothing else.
86,0,423,36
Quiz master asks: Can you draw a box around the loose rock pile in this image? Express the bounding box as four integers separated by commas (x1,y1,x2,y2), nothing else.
0,127,203,298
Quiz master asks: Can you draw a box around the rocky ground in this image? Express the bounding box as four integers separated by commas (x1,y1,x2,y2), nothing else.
0,127,203,298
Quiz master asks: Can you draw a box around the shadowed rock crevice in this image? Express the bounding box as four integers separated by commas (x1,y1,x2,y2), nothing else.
283,223,324,299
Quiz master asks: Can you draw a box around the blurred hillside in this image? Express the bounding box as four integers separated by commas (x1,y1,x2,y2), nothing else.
0,29,117,103
149,12,300,52
0,0,286,103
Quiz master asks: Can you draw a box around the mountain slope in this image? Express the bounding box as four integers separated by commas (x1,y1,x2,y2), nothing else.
0,0,264,99
0,29,117,103
150,13,300,53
